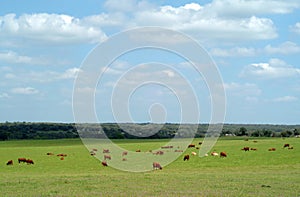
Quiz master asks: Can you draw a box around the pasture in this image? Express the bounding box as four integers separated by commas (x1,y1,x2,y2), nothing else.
0,137,299,196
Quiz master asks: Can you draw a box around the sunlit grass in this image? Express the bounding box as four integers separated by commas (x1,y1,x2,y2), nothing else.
0,138,299,196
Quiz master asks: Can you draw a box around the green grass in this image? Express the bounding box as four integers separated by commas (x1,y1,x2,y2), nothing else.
0,138,299,196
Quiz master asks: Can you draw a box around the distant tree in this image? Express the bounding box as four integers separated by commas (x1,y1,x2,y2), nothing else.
236,127,248,136
294,129,299,136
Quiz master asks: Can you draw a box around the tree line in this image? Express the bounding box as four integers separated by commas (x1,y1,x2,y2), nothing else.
0,122,299,141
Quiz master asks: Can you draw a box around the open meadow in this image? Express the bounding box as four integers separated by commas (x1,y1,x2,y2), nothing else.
0,137,299,197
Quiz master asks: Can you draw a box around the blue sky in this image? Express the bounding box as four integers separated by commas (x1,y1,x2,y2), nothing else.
0,0,300,124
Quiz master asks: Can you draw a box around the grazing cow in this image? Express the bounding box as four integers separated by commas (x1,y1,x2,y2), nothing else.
268,148,276,151
101,161,108,167
198,142,202,145
6,160,13,165
153,162,162,170
183,154,190,161
90,151,96,156
283,144,290,148
241,147,250,151
136,149,141,152
18,158,27,163
175,150,183,152
220,152,227,157
122,151,128,157
196,147,200,149
46,152,54,155
211,152,218,156
161,145,173,149
250,148,257,151
60,157,64,160
92,148,98,152
104,155,111,160
155,151,164,155
57,154,67,157
122,158,127,161
288,147,294,150
191,152,197,156
103,149,110,153
26,159,34,164
188,144,195,148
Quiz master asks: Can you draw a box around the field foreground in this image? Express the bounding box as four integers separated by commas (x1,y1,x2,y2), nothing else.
0,138,299,196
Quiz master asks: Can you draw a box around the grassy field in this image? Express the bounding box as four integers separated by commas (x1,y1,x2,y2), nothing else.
0,137,299,196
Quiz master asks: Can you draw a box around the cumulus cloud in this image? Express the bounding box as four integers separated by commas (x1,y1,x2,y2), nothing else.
273,96,298,102
60,68,82,79
0,51,32,64
11,87,39,95
264,41,300,54
0,13,107,45
210,47,256,57
134,7,277,41
290,22,300,35
211,41,300,57
241,58,300,78
207,0,299,17
224,82,262,96
0,93,10,99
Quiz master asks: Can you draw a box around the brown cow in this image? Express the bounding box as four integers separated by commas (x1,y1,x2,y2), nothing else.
57,153,67,157
101,161,108,167
103,149,110,153
241,147,250,151
26,159,34,164
136,149,141,152
268,148,276,151
155,151,164,155
220,152,227,157
188,144,195,148
283,144,290,148
183,154,190,161
18,158,27,163
175,150,183,152
250,148,257,151
104,155,111,160
46,152,54,155
153,162,162,170
122,151,128,156
161,145,173,149
92,148,98,152
6,160,13,165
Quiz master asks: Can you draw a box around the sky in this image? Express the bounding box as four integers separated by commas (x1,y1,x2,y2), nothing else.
0,0,300,124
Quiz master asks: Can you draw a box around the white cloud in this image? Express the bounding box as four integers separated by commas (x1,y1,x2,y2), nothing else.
210,47,256,57
0,93,10,99
264,41,300,54
0,13,107,45
208,0,299,17
211,42,300,57
4,73,16,79
241,58,300,78
290,22,300,34
0,51,32,64
134,6,277,42
11,87,39,95
273,96,298,102
224,82,262,96
60,68,82,79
